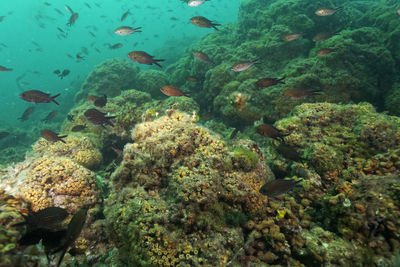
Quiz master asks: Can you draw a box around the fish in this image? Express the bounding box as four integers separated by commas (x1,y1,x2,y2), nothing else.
193,51,213,64
0,65,12,72
71,125,86,132
108,43,123,49
76,54,85,61
19,90,60,105
12,207,68,228
67,12,79,26
190,16,220,30
127,51,165,68
160,86,190,97
315,7,342,16
84,108,116,127
283,33,302,42
94,95,107,107
188,0,209,7
276,143,301,161
259,179,300,197
0,131,9,139
41,129,67,143
121,10,131,21
59,69,70,79
231,60,259,72
19,107,35,121
43,110,58,122
84,3,91,9
255,77,285,88
317,48,334,56
19,228,67,249
256,124,289,140
283,89,317,99
186,76,198,82
87,95,99,103
313,32,334,42
0,16,6,22
54,8,63,15
52,207,88,267
114,26,142,36
53,69,60,75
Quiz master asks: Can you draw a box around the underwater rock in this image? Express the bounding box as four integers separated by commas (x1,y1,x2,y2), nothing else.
74,58,140,103
135,69,170,99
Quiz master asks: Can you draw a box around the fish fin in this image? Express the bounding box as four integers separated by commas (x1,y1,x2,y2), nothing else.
58,135,67,143
183,92,190,97
153,59,164,68
212,23,221,30
278,77,285,84
134,27,142,32
51,93,60,105
106,116,116,127
336,7,343,12
56,248,67,267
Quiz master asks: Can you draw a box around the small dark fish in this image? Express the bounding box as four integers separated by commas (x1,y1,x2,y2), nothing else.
276,143,301,161
0,65,12,72
127,51,164,68
54,8,63,15
12,207,68,228
114,26,142,36
317,48,334,56
41,129,67,143
256,124,288,140
59,69,70,79
56,27,64,33
94,95,107,107
76,54,85,61
67,114,74,121
0,16,6,22
259,179,299,197
53,69,60,75
193,51,212,64
231,60,259,72
161,86,190,97
190,16,220,30
84,3,91,9
43,110,58,122
84,108,116,127
64,5,74,14
19,107,35,121
315,7,342,16
0,131,9,139
108,43,123,49
71,125,86,132
255,77,285,88
121,10,131,22
19,90,60,105
53,207,88,267
81,46,89,55
283,33,302,42
67,12,79,26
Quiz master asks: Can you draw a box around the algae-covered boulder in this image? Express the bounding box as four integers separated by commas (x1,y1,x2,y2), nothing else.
136,69,169,99
105,112,272,266
74,58,140,102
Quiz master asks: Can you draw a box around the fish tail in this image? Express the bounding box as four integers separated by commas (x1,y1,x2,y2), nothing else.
183,92,190,97
106,116,116,127
134,27,142,32
212,23,220,30
336,7,343,12
153,59,165,68
278,77,285,84
56,249,67,267
58,135,67,143
51,93,61,105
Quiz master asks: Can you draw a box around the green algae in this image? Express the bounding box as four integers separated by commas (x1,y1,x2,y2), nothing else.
231,146,259,171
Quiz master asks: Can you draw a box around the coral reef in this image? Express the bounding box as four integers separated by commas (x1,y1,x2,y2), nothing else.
105,112,271,266
74,58,139,103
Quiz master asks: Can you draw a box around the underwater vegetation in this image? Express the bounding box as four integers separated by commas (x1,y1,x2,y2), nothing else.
0,0,400,266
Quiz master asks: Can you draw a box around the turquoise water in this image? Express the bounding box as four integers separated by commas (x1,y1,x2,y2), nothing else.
0,0,239,125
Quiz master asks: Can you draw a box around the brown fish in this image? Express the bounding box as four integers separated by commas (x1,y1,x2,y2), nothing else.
317,48,334,56
19,90,60,105
283,89,316,99
67,12,78,26
231,60,259,72
276,143,301,161
84,108,116,127
87,95,99,103
71,125,86,132
0,131,9,139
283,33,302,42
127,51,164,68
94,95,107,107
121,10,131,22
41,129,67,143
53,207,88,267
12,207,68,228
315,7,342,16
19,107,35,121
161,86,190,97
313,32,333,42
108,43,123,49
186,76,198,82
256,124,288,140
193,51,213,64
190,16,220,30
0,65,12,72
259,179,300,197
255,77,285,88
43,110,58,122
